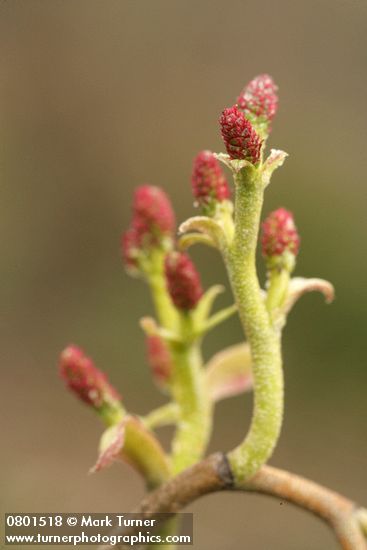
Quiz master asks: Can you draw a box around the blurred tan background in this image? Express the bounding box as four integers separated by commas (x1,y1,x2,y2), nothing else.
0,1,366,548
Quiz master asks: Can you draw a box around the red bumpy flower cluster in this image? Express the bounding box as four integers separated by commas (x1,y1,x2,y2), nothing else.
122,185,175,269
191,150,230,209
164,251,203,311
237,74,278,126
132,185,175,238
261,208,300,259
220,106,262,163
59,345,121,409
146,335,172,386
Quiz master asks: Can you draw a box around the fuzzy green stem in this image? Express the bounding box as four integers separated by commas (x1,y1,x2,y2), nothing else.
265,268,290,315
98,402,125,426
225,168,283,482
147,250,178,329
170,316,212,474
198,304,238,335
143,403,180,430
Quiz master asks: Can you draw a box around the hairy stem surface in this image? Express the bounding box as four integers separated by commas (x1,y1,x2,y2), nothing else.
224,169,283,482
170,335,212,473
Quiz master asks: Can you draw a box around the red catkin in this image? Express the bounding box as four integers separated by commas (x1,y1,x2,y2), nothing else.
164,251,203,311
261,208,300,259
191,150,230,208
59,345,121,409
122,185,175,269
237,73,278,126
220,106,262,163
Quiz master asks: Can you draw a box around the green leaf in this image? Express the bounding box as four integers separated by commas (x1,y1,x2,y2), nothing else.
205,342,253,402
178,232,218,251
90,416,171,489
179,216,225,248
89,421,126,474
283,277,335,316
142,402,180,430
194,285,225,325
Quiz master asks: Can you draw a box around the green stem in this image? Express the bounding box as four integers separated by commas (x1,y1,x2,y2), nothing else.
143,402,180,430
147,250,178,329
98,402,125,426
265,268,290,315
199,304,238,335
170,317,212,474
225,168,283,482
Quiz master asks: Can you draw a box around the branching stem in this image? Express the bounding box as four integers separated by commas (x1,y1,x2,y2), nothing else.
170,325,212,473
98,454,366,550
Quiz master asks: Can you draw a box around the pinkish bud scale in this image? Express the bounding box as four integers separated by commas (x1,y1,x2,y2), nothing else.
220,106,262,163
164,251,203,311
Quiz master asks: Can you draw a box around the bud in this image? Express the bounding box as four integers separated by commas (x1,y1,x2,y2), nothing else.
59,345,121,410
237,74,278,129
132,185,175,245
261,208,300,261
146,335,172,386
219,106,262,163
164,251,203,311
122,185,176,271
191,150,230,211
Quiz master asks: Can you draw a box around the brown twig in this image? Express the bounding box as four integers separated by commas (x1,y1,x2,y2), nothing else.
100,453,366,550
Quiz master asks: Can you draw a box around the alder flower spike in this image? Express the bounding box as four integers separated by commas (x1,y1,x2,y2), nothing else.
237,74,278,135
262,208,300,258
165,251,203,311
59,345,122,421
191,150,230,214
132,185,175,241
122,185,175,274
219,106,262,164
